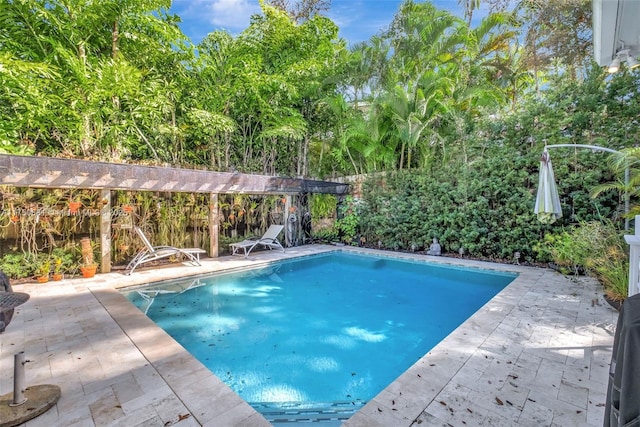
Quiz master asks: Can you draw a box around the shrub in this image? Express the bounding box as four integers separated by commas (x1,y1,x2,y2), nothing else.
535,222,609,274
310,194,337,222
50,247,76,274
311,228,338,243
0,252,32,279
589,245,628,303
335,196,361,245
543,221,628,301
358,146,620,261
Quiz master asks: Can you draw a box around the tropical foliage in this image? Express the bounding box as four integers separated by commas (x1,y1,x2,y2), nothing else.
2,0,640,298
1,0,606,176
537,221,628,302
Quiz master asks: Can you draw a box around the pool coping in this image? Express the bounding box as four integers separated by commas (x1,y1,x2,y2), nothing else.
91,245,615,426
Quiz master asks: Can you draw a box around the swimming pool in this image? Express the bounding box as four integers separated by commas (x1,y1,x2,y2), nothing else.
122,251,517,423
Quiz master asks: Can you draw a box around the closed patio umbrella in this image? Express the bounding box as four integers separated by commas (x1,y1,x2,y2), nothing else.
534,150,562,224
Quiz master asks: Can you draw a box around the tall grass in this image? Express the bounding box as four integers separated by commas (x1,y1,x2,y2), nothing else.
544,221,628,302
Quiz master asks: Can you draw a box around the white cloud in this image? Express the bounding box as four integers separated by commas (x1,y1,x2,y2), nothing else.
177,0,261,32
327,1,361,29
210,0,261,28
328,0,395,44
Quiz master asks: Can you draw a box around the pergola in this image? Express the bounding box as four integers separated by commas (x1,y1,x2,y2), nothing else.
0,154,349,272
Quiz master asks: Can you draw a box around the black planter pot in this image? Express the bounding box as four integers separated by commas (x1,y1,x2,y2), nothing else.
604,294,623,311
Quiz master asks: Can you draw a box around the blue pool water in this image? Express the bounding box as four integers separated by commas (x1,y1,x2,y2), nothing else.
122,252,516,422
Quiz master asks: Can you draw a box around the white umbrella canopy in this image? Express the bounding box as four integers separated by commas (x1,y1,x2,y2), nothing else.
534,150,563,224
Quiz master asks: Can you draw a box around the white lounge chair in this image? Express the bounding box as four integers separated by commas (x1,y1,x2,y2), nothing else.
126,227,206,274
229,224,285,257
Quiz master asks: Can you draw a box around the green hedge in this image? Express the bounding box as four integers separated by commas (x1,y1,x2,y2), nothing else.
358,147,620,263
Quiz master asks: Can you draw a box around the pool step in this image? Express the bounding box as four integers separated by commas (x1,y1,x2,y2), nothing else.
253,401,364,425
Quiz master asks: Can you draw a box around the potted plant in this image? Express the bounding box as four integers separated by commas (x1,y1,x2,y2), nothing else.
35,258,51,283
49,247,74,281
80,263,97,278
79,237,98,278
52,257,64,281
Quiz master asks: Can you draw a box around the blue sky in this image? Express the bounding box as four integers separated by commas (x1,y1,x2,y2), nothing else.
169,0,481,46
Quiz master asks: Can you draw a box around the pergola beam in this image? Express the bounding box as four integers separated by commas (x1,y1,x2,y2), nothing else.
0,155,349,195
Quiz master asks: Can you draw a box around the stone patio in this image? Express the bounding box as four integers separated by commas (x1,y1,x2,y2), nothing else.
0,245,617,426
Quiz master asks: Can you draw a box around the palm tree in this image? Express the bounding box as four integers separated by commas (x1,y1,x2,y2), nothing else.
592,148,639,220
385,82,429,170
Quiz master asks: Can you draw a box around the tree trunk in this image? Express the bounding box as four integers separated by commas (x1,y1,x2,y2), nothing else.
317,139,325,177
345,146,359,176
302,134,310,177
81,114,92,157
224,134,231,170
297,138,303,177
171,110,181,165
530,30,540,94
78,42,86,65
77,39,91,156
112,20,119,59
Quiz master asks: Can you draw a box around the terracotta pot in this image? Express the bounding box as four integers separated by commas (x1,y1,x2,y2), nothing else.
36,275,49,283
80,265,97,278
52,273,64,281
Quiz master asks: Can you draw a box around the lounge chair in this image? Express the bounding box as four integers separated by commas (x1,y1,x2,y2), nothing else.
126,227,206,274
229,224,285,257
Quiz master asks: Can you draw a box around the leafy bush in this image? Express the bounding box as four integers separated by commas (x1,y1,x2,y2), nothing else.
581,222,628,302
219,234,239,255
310,194,337,222
50,247,77,274
542,221,628,301
0,247,76,279
35,256,51,277
589,245,628,303
535,222,607,274
0,252,32,279
357,146,621,262
335,196,361,245
311,228,338,243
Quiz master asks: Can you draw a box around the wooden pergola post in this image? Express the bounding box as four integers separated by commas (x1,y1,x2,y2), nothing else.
284,195,292,247
209,193,219,257
100,189,111,273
